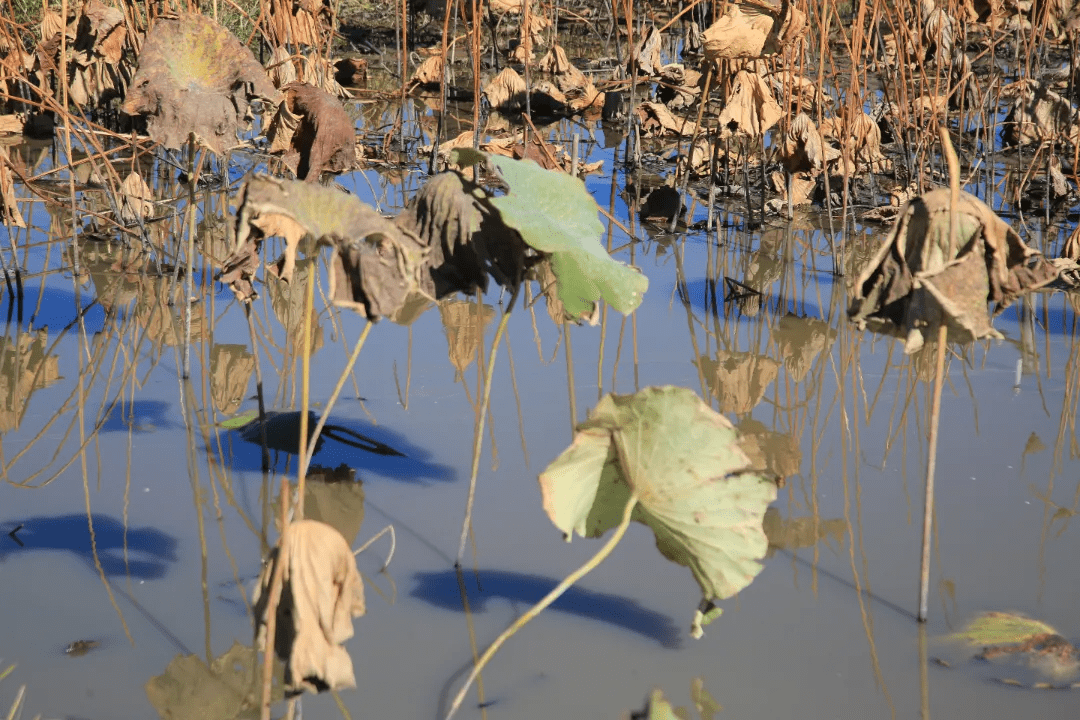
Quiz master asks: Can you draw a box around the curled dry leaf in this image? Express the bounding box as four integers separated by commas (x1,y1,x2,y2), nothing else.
718,70,782,137
820,111,888,174
0,115,25,136
118,171,153,224
629,25,663,76
408,54,444,89
657,64,701,111
703,0,806,62
222,175,426,320
121,13,280,154
537,45,603,112
777,112,833,174
484,67,528,110
637,101,698,137
767,71,830,115
849,189,1061,353
254,520,365,695
1002,80,1080,146
267,82,355,181
266,46,298,89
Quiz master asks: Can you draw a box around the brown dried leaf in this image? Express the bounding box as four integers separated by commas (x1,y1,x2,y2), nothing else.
254,520,365,695
1002,80,1080,146
118,170,153,224
267,46,298,89
718,70,782,137
0,115,23,136
849,189,1061,353
637,101,698,137
267,83,355,181
221,175,427,321
777,112,832,173
75,0,128,65
820,111,888,174
408,54,444,88
121,13,280,154
630,25,663,76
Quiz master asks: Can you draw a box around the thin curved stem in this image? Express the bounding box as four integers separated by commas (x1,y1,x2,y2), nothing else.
445,494,639,720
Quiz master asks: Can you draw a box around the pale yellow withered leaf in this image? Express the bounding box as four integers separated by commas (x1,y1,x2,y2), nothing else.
254,520,365,695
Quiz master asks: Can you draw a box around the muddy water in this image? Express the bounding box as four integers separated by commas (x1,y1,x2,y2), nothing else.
2,122,1079,720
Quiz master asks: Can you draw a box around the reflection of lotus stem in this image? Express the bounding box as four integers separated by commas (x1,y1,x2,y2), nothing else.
446,494,640,720
456,285,521,566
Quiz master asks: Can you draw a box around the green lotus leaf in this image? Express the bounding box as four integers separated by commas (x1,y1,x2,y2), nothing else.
539,386,776,625
485,154,648,320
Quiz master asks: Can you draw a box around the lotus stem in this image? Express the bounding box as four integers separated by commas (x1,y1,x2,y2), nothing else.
445,494,640,720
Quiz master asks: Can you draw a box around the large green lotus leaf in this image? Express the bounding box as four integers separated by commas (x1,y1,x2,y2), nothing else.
484,154,648,319
539,386,776,607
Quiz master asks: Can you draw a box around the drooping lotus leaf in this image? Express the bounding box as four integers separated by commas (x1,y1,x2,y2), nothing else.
220,175,426,320
538,386,776,632
849,188,1060,353
481,153,648,320
121,13,280,154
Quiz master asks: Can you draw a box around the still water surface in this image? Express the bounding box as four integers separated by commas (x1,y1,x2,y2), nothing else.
1,125,1079,719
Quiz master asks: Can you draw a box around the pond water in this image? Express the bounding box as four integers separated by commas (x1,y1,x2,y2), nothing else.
2,111,1079,720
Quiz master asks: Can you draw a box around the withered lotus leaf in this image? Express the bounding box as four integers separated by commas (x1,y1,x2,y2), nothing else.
718,70,782,137
267,82,355,181
254,520,365,695
484,67,528,110
221,175,427,321
849,189,1060,353
121,13,280,154
703,0,805,62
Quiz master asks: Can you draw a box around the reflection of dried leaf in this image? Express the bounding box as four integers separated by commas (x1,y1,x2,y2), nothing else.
718,70,782,137
849,189,1061,353
0,328,61,433
210,344,255,415
118,171,153,224
267,82,355,181
775,313,836,381
254,520,365,695
145,642,282,720
268,259,325,355
703,0,805,61
762,507,846,555
439,299,495,379
0,145,25,227
296,466,365,546
121,13,280,154
737,418,800,479
696,350,780,414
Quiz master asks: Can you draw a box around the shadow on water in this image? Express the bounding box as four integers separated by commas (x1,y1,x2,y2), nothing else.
100,399,174,432
220,417,457,483
0,513,178,579
411,569,682,649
